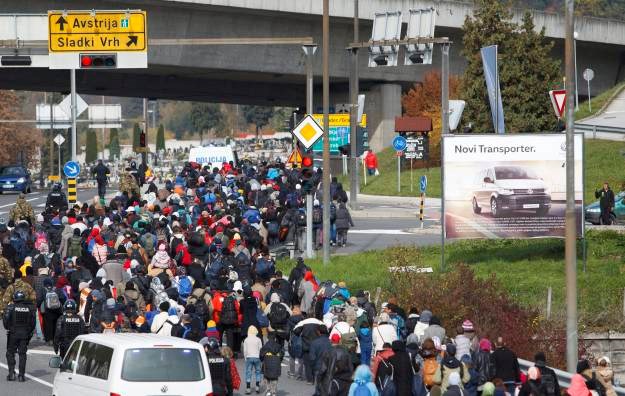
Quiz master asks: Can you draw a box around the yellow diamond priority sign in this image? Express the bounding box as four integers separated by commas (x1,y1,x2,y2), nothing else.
292,115,324,150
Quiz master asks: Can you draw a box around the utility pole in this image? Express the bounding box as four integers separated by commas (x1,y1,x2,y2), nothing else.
303,45,317,259
101,96,105,160
565,0,578,373
143,98,148,166
322,0,331,265
441,43,450,135
70,69,77,161
349,0,359,210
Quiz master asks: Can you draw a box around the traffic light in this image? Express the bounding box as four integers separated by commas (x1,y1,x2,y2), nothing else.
139,131,146,148
80,53,117,69
301,153,315,194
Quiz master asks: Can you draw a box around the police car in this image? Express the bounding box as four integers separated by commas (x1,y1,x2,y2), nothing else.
49,333,213,396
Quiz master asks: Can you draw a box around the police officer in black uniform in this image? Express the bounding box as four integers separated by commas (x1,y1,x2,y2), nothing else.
91,160,110,199
203,337,232,396
45,183,68,214
54,300,85,358
2,290,35,382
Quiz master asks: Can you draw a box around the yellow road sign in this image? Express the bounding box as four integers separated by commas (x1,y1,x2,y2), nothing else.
48,11,147,52
47,175,60,181
292,115,324,150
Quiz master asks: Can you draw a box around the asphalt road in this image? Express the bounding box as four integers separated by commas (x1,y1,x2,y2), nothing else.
0,188,104,221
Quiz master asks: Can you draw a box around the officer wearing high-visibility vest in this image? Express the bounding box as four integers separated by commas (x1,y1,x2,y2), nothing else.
54,300,85,358
2,290,36,382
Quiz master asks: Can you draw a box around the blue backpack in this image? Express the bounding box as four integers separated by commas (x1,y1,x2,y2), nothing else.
255,258,274,278
353,382,373,396
203,192,216,204
177,276,193,302
288,333,304,358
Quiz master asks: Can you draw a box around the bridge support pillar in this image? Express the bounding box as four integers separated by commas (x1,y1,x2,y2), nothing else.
364,83,402,152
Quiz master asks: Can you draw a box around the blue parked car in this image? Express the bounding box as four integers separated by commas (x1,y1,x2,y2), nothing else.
0,165,32,194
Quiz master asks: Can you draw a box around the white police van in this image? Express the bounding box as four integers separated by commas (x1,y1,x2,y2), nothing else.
188,146,237,169
49,333,213,396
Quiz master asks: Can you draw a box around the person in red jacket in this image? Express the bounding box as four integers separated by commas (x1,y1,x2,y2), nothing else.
364,150,378,176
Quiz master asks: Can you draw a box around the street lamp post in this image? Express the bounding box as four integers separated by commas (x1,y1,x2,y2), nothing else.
574,31,579,111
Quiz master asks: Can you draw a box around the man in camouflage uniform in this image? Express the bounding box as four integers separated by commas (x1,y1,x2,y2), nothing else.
9,194,35,225
0,270,36,316
119,169,140,197
0,245,14,299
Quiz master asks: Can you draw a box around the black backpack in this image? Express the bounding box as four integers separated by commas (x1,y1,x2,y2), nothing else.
268,303,289,328
312,207,322,224
220,295,237,325
129,248,146,267
540,369,557,396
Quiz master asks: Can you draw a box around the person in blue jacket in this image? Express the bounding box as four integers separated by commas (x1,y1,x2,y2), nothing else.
348,364,379,396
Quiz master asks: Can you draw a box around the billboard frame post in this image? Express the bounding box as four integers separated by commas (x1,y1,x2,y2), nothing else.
440,135,446,272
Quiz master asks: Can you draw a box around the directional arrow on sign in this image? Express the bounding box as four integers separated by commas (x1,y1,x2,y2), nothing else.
126,35,138,47
55,16,68,31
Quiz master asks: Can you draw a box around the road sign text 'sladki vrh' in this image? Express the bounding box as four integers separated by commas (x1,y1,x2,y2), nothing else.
48,11,147,52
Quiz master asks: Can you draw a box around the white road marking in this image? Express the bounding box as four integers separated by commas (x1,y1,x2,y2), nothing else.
350,229,413,235
0,361,54,388
0,195,43,209
27,349,56,356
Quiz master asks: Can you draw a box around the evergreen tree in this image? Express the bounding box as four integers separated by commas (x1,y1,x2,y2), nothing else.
242,105,274,140
156,124,166,151
132,123,141,152
86,131,98,163
109,128,120,160
461,0,560,133
190,103,223,143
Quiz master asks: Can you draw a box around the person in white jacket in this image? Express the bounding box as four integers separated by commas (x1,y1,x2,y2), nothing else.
242,325,263,394
372,313,398,352
151,301,178,336
413,309,432,342
329,313,360,354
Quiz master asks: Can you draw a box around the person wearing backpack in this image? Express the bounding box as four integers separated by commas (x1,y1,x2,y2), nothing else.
421,338,441,390
358,321,373,367
349,364,380,396
259,334,284,396
265,293,292,349
330,312,360,368
533,352,560,396
217,292,240,351
175,267,194,305
37,278,65,343
317,333,354,396
140,230,157,259
443,372,467,396
518,367,547,396
66,228,83,258
434,344,471,392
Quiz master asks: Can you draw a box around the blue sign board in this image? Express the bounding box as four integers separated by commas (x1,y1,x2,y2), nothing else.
63,161,81,178
392,135,407,151
420,175,428,193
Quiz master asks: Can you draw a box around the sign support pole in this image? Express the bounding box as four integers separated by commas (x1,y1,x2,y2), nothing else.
362,159,367,186
564,0,578,373
303,44,316,260
322,0,331,265
58,145,61,177
397,155,401,193
420,192,425,229
587,78,591,112
410,158,413,192
349,0,360,211
70,69,77,161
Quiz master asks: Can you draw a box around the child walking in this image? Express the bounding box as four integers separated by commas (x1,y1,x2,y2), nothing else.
242,325,263,394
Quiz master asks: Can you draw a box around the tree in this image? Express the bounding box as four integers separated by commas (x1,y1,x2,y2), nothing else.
156,124,166,151
461,0,561,133
190,103,223,143
132,123,141,152
242,105,274,140
402,71,460,165
85,131,98,163
108,128,120,160
0,90,41,167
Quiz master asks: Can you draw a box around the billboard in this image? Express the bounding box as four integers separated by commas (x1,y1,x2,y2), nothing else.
443,134,583,239
311,114,368,155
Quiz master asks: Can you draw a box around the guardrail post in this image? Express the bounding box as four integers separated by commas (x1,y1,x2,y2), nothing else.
593,124,597,139
547,286,552,319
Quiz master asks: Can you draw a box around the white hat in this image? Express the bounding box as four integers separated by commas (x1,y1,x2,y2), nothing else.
36,213,44,223
233,280,243,292
314,199,320,206
296,184,301,190
103,217,112,227
126,206,135,212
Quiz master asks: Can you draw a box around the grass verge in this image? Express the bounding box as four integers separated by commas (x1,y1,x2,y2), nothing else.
278,230,625,330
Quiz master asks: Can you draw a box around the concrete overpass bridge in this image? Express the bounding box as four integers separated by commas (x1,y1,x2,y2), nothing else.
1,0,624,150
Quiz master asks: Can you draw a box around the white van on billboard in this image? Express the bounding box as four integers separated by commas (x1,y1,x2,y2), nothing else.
443,134,583,239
